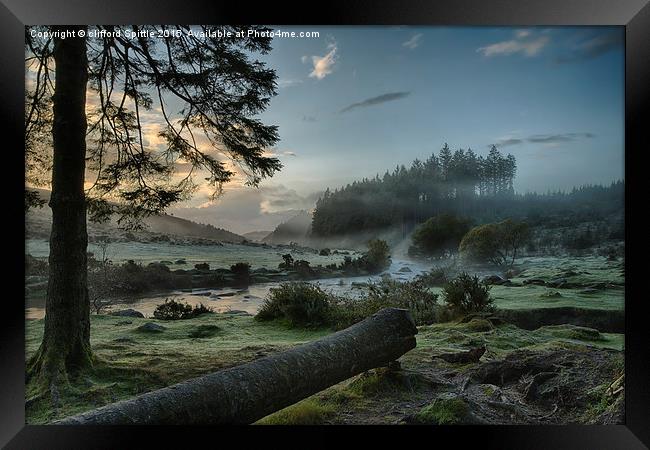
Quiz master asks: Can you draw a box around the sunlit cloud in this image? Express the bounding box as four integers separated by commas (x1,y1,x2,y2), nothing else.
478,31,550,58
402,33,423,50
307,42,338,80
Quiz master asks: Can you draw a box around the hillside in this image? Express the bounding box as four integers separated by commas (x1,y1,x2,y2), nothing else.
25,189,245,243
242,231,272,242
262,210,312,245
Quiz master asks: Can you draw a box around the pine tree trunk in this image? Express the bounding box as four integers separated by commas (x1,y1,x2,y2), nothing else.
29,26,91,386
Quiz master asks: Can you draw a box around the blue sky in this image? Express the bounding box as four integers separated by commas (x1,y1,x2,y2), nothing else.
170,26,624,233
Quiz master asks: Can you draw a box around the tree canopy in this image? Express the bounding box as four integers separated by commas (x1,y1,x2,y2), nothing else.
26,25,282,227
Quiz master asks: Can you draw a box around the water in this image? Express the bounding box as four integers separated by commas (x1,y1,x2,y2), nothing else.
25,256,434,320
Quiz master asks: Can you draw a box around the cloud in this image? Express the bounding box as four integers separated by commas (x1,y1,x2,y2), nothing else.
169,184,321,234
492,132,595,148
277,78,303,88
402,33,423,50
495,138,524,147
339,91,410,113
527,132,594,144
478,32,550,58
307,42,338,80
554,31,623,64
267,148,298,158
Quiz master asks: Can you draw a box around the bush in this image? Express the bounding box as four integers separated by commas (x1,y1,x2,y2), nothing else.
195,262,210,270
441,273,493,317
459,219,530,267
332,278,439,329
256,282,334,327
364,239,391,272
25,254,48,276
279,254,294,270
230,262,251,285
416,266,453,287
293,260,315,278
319,248,331,256
409,214,471,258
153,298,213,320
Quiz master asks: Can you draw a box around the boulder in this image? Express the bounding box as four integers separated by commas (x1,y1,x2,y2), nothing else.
110,309,145,318
137,322,166,333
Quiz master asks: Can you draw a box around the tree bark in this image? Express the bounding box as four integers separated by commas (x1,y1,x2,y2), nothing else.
29,26,91,384
55,308,418,425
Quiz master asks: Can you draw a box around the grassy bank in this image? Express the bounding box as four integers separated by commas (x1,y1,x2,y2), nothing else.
25,310,623,425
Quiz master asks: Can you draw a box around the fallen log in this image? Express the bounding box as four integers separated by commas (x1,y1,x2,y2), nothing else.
55,307,418,425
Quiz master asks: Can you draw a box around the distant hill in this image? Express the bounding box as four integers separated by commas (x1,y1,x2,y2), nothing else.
242,230,272,242
25,189,245,243
262,211,312,245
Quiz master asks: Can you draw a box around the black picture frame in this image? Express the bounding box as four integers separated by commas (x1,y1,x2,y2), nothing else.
3,0,648,447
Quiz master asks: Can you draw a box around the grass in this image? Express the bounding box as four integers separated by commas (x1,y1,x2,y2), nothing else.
414,319,623,362
25,312,330,424
255,399,336,425
415,396,469,424
24,252,625,424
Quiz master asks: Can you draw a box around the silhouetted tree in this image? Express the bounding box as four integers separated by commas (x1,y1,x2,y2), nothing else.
25,25,282,389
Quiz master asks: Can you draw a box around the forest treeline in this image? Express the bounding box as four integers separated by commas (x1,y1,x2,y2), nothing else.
311,144,624,237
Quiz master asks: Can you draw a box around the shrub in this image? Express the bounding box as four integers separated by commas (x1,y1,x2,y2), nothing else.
153,298,213,320
442,273,493,317
256,282,334,327
195,262,210,271
364,239,391,272
319,248,331,256
416,266,453,287
230,262,251,285
409,213,472,258
26,254,49,276
459,219,530,267
279,254,294,270
332,278,439,329
293,260,315,278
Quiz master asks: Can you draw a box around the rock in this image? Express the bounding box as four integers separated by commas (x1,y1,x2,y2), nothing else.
175,259,186,265
222,310,252,316
482,275,507,285
160,260,174,265
137,322,166,332
523,278,546,286
433,346,486,364
114,320,133,326
398,266,412,273
110,309,145,318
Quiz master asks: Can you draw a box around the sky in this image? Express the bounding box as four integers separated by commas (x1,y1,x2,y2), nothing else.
167,26,624,234
27,26,623,235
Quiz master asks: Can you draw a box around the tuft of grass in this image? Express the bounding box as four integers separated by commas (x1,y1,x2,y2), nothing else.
539,324,604,342
187,324,221,339
415,396,469,425
465,318,494,332
255,399,336,425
